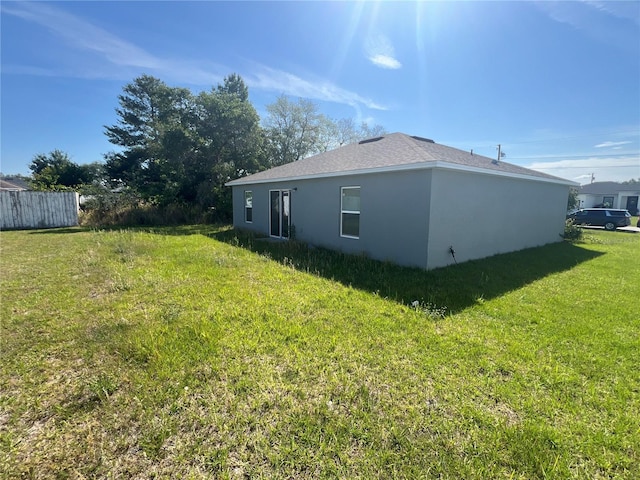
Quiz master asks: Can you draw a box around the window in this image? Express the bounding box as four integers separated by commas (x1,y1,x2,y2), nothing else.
608,210,630,217
244,191,253,223
341,186,360,238
602,196,614,208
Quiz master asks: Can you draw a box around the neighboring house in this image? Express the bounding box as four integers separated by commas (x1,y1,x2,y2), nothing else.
226,133,576,270
0,179,29,191
576,181,639,215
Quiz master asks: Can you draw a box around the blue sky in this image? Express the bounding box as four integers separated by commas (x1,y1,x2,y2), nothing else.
2,1,639,184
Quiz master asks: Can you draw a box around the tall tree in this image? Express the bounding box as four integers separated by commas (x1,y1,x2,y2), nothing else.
29,150,101,190
314,116,341,153
104,75,195,204
359,121,387,140
334,118,360,146
104,74,265,215
332,118,387,146
216,73,249,102
191,74,265,209
263,96,388,166
263,95,326,166
567,187,579,210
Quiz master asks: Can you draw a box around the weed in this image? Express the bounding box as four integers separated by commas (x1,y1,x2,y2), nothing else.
410,299,447,319
87,373,118,403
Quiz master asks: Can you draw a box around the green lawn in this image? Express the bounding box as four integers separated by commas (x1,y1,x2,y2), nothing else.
1,226,638,479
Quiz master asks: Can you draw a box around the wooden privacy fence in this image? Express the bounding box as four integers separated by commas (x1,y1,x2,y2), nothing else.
0,191,79,230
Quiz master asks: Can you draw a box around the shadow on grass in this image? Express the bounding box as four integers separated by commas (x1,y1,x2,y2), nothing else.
147,225,604,315
41,222,601,313
27,226,89,235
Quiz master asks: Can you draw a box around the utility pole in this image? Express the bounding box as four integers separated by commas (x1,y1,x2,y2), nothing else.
497,144,501,163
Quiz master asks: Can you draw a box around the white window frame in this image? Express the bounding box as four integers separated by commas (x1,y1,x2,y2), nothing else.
340,186,360,239
244,190,253,223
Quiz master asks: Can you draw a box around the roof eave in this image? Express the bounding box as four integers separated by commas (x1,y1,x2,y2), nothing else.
226,161,577,187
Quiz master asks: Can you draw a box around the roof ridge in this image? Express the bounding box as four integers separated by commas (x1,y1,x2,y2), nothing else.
396,133,435,161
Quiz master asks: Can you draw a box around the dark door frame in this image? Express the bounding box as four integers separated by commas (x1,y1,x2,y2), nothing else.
269,189,291,238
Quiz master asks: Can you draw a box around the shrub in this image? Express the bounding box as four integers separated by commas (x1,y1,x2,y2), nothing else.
79,188,222,227
562,219,583,241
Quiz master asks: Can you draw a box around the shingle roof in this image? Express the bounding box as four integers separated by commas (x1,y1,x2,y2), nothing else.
0,179,28,191
227,133,573,186
579,181,640,195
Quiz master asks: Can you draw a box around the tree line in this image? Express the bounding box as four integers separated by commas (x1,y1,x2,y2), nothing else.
26,73,385,221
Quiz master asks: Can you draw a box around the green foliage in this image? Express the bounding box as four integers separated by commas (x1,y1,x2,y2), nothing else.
263,95,325,166
78,178,226,228
29,150,103,191
562,218,583,241
194,77,265,204
79,185,141,226
80,198,218,227
567,186,579,210
104,75,196,204
104,74,266,213
100,74,388,221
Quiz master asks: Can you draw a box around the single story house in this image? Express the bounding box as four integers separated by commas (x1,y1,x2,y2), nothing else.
226,133,576,270
576,181,639,215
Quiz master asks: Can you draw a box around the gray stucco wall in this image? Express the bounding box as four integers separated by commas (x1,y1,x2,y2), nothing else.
426,169,569,269
231,167,569,270
232,169,433,268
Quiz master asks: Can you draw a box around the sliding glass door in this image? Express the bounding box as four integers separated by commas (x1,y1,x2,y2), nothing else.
269,190,290,238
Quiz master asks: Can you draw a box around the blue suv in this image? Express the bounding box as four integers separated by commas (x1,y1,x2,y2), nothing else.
568,208,631,231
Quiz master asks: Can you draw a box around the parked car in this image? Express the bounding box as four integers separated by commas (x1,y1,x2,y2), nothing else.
566,208,580,218
567,208,631,231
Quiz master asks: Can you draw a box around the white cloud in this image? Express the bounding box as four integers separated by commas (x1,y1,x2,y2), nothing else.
584,1,640,25
573,174,593,180
526,155,640,184
246,64,386,111
0,65,61,77
2,2,385,113
365,35,402,70
2,2,225,85
533,0,640,52
2,2,161,70
369,54,402,70
594,140,632,148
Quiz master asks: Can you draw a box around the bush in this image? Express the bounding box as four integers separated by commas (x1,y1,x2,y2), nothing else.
79,187,140,226
79,188,223,227
562,219,583,241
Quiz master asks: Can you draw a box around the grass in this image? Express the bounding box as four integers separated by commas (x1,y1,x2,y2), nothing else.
0,225,638,479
